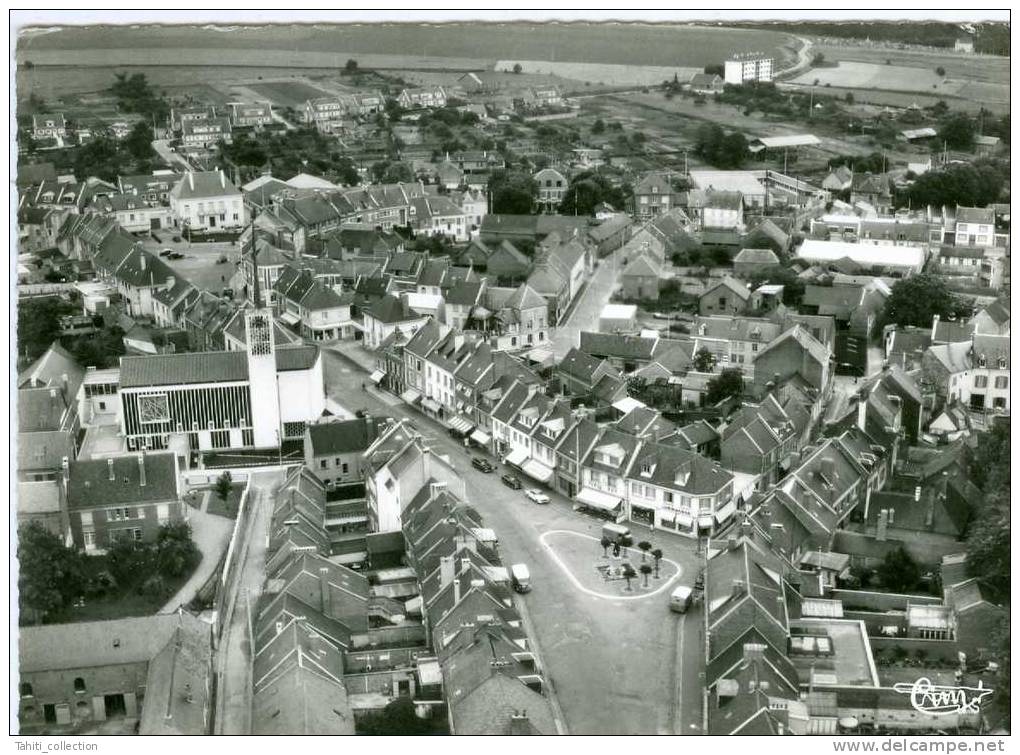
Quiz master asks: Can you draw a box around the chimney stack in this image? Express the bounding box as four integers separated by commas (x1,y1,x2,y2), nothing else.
319,567,331,615
732,579,745,599
876,509,888,541
108,458,116,481
857,395,868,431
453,573,462,605
439,555,455,589
138,452,146,487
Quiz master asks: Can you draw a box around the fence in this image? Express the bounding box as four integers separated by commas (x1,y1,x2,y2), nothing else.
213,476,254,643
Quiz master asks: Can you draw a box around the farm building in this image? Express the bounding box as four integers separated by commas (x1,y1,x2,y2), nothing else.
748,134,821,155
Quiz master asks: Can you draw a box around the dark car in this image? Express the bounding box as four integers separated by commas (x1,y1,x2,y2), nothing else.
471,457,495,473
501,473,522,489
168,252,185,260
159,248,173,258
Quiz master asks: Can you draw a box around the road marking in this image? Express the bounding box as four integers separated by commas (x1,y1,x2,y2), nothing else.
539,529,682,601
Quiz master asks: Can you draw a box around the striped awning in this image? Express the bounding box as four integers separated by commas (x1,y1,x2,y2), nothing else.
400,388,421,405
279,310,301,325
576,487,622,512
448,415,475,434
715,500,737,524
521,458,554,484
369,369,386,384
697,515,714,529
470,429,491,446
504,447,529,468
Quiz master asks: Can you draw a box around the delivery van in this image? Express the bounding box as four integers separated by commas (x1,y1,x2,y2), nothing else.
670,585,693,614
601,522,631,544
510,563,531,593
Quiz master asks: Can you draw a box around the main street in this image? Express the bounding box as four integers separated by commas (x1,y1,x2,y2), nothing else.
324,350,706,734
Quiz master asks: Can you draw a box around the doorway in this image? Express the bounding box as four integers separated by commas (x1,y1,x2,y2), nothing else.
104,693,127,718
43,704,56,724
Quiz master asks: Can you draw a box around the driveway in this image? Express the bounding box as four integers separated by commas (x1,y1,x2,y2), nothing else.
323,349,706,734
159,507,234,614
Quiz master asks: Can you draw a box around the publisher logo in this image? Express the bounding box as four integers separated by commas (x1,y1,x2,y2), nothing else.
892,677,994,716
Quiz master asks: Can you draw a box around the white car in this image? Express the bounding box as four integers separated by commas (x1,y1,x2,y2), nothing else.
524,489,550,505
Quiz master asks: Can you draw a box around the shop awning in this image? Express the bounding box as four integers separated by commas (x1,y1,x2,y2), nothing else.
504,447,529,468
448,415,475,434
697,515,714,530
674,512,694,527
715,500,737,524
421,398,441,413
400,388,421,405
369,369,386,384
279,310,301,325
521,458,554,483
470,429,491,446
576,487,623,512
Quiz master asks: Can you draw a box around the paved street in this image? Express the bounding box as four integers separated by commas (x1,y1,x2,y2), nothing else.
152,138,194,172
324,350,706,734
550,245,627,360
215,469,283,735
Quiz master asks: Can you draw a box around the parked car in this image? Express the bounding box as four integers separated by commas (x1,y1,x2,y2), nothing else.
501,473,522,490
510,563,531,593
471,457,495,473
168,252,185,260
524,489,550,505
159,248,173,257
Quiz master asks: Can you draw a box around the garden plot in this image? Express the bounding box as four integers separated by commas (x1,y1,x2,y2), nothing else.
790,61,965,96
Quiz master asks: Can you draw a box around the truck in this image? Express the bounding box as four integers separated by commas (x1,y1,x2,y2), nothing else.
601,522,631,544
670,585,694,614
510,563,531,593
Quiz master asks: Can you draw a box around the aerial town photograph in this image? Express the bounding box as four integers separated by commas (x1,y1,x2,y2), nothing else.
9,9,1011,743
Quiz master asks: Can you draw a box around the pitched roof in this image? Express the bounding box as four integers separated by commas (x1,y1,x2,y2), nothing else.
579,331,658,361
19,612,207,673
306,418,381,456
955,205,994,225
367,293,423,324
734,247,780,265
67,452,178,508
703,276,751,301
170,170,239,200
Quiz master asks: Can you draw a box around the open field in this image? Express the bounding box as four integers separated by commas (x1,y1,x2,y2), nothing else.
791,62,954,94
798,41,1010,112
19,22,796,68
498,60,702,87
247,79,335,107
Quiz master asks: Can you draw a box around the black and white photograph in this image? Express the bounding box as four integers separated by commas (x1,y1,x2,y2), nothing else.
8,9,1012,743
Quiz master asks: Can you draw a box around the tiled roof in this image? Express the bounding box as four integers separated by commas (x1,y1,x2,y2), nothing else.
307,417,380,456
170,170,239,200
67,451,178,508
955,205,994,225
734,247,779,265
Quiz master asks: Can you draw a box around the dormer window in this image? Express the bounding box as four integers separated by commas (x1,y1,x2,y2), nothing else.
639,461,655,477
978,354,986,368
998,357,1007,369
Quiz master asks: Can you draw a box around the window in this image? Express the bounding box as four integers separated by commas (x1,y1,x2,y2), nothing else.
995,376,1008,389
974,375,988,388
73,678,86,693
19,683,33,697
83,531,96,548
993,397,1006,410
341,462,349,474
319,459,329,469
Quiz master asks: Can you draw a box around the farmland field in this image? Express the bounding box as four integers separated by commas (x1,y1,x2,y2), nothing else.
790,62,958,94
496,60,702,87
18,22,797,68
247,80,335,107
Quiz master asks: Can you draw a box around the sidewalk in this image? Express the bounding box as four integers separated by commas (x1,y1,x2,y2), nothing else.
159,507,234,614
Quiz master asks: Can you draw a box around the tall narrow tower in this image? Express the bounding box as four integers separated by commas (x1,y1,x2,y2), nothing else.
245,308,281,448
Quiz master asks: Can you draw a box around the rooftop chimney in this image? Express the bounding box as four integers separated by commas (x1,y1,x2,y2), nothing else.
141,254,147,272
108,458,116,481
453,573,462,605
876,509,888,541
188,172,194,191
220,170,226,189
732,579,745,599
439,555,455,589
727,535,739,551
857,396,868,431
138,452,146,487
